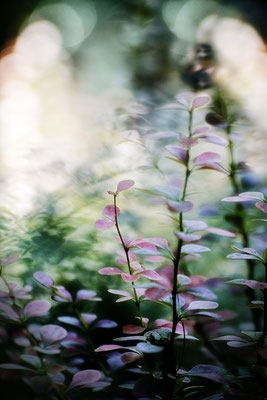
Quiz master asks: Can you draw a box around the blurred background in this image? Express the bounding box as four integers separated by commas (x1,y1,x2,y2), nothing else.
0,0,266,291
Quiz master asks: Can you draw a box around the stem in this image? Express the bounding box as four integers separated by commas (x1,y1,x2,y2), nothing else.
226,125,260,330
113,195,145,328
166,110,193,378
259,264,267,350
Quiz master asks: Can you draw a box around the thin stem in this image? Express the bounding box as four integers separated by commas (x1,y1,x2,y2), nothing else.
259,264,267,350
166,110,193,377
226,125,260,330
176,321,186,373
113,195,145,328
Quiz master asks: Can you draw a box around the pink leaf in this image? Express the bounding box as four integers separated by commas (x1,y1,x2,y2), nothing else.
138,270,162,281
102,205,120,220
175,232,201,242
95,344,125,352
116,257,127,265
121,352,143,364
168,200,193,213
222,196,252,202
198,163,229,174
182,244,210,254
194,152,222,165
95,219,114,230
192,96,209,109
98,267,122,275
117,180,135,192
192,126,210,135
205,227,235,237
69,369,101,389
179,137,198,148
121,273,139,282
76,290,99,301
165,146,188,165
123,325,145,334
145,255,165,262
145,287,170,300
198,135,228,146
256,201,267,213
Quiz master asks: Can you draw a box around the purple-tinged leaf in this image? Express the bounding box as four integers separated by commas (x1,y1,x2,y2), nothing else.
176,91,194,105
188,287,217,300
0,363,34,372
34,271,54,288
198,135,228,146
194,152,222,165
153,184,180,199
99,267,122,275
0,303,20,321
194,311,224,321
192,126,210,135
227,341,251,348
165,146,188,165
94,319,117,328
95,344,125,352
108,289,133,302
177,274,192,286
205,227,235,237
117,180,135,192
192,96,209,109
24,300,51,318
58,316,81,328
159,103,186,110
231,246,259,256
227,253,258,260
95,219,114,230
55,286,72,302
185,364,226,383
121,352,143,364
168,200,193,213
239,192,265,201
123,325,145,335
121,273,139,282
183,220,208,232
182,244,210,255
138,270,162,281
81,313,97,325
102,205,120,220
256,201,267,213
4,254,19,266
221,196,252,202
175,232,200,242
114,336,146,342
142,237,169,250
76,289,100,301
20,355,42,369
34,346,60,355
40,325,67,345
226,279,267,290
136,342,163,353
68,369,101,390
187,301,218,311
211,335,243,342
